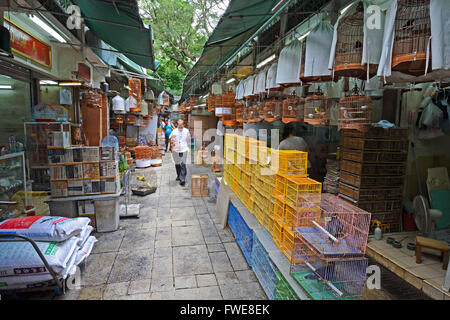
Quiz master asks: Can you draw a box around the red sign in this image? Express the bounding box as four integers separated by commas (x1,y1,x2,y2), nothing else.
77,62,91,82
4,18,52,69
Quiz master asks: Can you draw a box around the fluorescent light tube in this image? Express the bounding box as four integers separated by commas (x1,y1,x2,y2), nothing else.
58,81,82,86
0,85,14,89
40,80,58,85
256,54,276,69
226,78,236,84
30,15,67,43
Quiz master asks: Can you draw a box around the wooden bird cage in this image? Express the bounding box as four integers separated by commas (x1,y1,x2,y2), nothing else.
135,145,151,160
189,96,198,108
334,2,377,80
114,114,124,124
126,114,137,125
191,174,209,197
282,94,305,123
162,92,170,106
128,78,141,112
338,84,373,132
264,99,282,122
304,87,331,126
236,105,244,123
214,94,223,108
392,0,431,76
222,105,237,127
222,89,235,107
207,93,216,112
300,39,333,84
246,104,258,123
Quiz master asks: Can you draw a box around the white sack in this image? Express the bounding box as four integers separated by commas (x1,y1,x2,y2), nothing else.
266,63,279,90
276,40,302,85
254,67,269,94
74,236,97,266
0,216,91,242
76,225,93,247
243,75,255,97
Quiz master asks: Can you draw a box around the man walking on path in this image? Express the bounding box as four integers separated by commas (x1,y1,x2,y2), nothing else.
169,119,191,186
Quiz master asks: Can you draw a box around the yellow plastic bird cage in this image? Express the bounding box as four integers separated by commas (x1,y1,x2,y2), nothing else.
285,177,322,209
272,150,308,176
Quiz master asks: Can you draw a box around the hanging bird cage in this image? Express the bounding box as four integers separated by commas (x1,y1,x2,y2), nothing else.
334,2,377,80
338,84,373,132
162,92,170,106
189,96,198,108
128,78,141,112
215,94,223,108
207,93,216,112
222,89,236,107
246,104,259,123
222,105,237,127
264,98,282,122
114,114,124,124
255,101,265,122
126,114,137,125
282,94,305,123
304,87,331,126
135,145,151,161
300,39,333,84
392,0,431,76
236,105,244,123
81,91,102,107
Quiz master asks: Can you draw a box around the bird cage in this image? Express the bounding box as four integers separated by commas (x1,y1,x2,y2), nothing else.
126,114,136,125
135,145,151,160
215,94,223,108
304,87,332,126
222,105,237,126
264,99,282,122
161,91,170,106
295,193,371,260
207,93,216,112
338,84,372,132
290,256,368,300
334,2,377,80
189,96,198,108
114,114,124,124
81,91,102,107
128,78,141,112
179,103,186,114
246,104,259,123
256,101,265,122
236,105,244,123
222,89,235,107
300,40,333,83
282,94,305,123
392,0,431,76
191,174,209,197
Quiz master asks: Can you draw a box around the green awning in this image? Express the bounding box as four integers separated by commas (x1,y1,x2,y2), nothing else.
75,0,156,70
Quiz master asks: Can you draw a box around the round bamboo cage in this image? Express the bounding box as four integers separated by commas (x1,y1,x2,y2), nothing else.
222,105,237,126
114,114,124,124
189,96,198,108
222,89,235,107
207,93,216,112
338,84,372,132
81,91,102,107
264,99,282,122
214,94,223,108
334,2,377,80
135,145,151,160
126,114,137,125
246,104,259,123
304,87,331,126
128,78,141,112
236,105,244,123
392,0,431,76
282,94,305,123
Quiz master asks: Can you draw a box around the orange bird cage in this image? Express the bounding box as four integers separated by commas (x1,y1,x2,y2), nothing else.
207,93,216,112
114,114,124,124
215,94,223,108
392,0,431,76
338,84,372,132
300,39,334,84
246,104,258,123
135,145,151,160
282,94,305,123
128,78,141,112
333,2,377,80
222,105,237,127
189,96,198,108
304,87,331,126
126,114,137,125
222,89,236,107
256,101,265,122
179,103,186,114
236,105,244,123
264,99,282,122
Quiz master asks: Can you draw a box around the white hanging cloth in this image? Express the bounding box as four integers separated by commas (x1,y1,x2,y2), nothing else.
112,94,125,113
276,40,302,85
265,62,279,90
243,75,256,97
212,82,223,95
304,21,334,78
235,80,245,100
254,67,269,94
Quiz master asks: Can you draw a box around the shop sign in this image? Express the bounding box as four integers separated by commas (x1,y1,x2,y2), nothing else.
4,18,52,69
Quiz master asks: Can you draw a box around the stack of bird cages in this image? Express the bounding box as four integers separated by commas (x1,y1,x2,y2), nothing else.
264,99,282,122
128,78,142,112
256,101,266,122
191,174,209,197
337,85,372,132
333,2,377,80
251,234,277,300
304,88,332,126
273,219,284,249
274,173,309,202
249,139,266,164
392,0,431,76
242,171,252,192
282,227,317,264
290,256,368,300
339,128,408,232
272,150,308,176
285,177,322,211
282,94,305,123
227,201,253,266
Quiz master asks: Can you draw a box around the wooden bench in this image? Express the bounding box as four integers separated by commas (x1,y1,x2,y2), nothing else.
415,236,449,270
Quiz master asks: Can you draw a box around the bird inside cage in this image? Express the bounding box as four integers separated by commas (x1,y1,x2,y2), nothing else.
326,213,344,243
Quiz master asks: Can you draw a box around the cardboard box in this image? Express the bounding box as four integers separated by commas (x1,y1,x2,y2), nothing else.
67,180,83,196
83,163,100,179
66,164,83,179
51,181,68,197
50,166,66,180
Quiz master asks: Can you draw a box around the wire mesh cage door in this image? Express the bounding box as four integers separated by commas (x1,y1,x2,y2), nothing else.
334,2,377,80
282,94,305,123
304,87,332,126
264,99,282,122
392,0,431,76
338,84,373,132
290,256,368,300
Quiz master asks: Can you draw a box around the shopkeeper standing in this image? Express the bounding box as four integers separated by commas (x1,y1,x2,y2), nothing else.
169,119,191,186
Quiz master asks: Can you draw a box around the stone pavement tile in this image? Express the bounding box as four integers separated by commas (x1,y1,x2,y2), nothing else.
196,274,217,287
128,279,151,295
207,243,225,252
151,276,174,292
82,252,117,286
108,249,153,283
152,256,173,278
170,207,196,221
157,217,172,228
120,228,155,251
77,285,105,300
218,232,235,243
141,221,157,229
224,242,249,271
209,251,234,273
154,246,172,258
173,245,213,276
172,219,199,227
201,226,219,238
197,285,222,299
194,206,208,214
175,275,197,289
219,283,244,299
118,293,152,300
91,230,125,254
158,201,170,208
240,282,267,300
103,282,130,300
157,209,172,218
173,287,199,299
156,226,172,241
155,239,171,248
235,270,258,283
172,225,205,247
204,236,222,245
118,219,141,230
215,272,239,285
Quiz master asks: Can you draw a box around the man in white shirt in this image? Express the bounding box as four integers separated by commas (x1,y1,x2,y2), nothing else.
169,119,191,186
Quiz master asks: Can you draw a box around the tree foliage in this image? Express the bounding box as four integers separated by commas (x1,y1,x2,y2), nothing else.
140,0,228,96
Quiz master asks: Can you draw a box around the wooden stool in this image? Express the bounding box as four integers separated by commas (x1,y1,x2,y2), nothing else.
415,235,449,270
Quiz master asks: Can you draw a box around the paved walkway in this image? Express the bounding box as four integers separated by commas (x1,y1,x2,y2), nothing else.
44,152,266,300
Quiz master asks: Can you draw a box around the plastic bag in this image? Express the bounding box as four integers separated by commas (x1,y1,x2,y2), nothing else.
0,216,91,242
420,101,443,128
